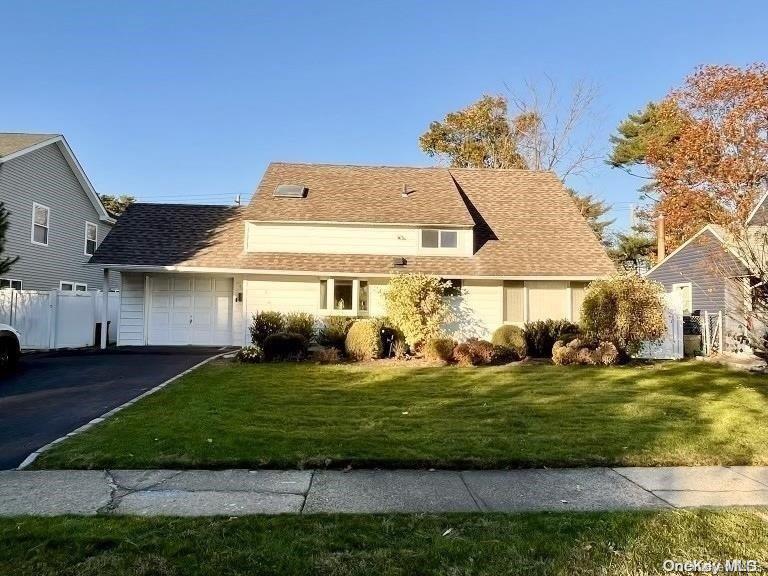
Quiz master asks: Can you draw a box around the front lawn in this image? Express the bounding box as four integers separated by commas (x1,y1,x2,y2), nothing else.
2,510,767,575
32,360,768,470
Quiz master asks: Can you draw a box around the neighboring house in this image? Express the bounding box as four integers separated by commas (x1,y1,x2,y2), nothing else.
647,193,768,351
90,163,616,347
0,133,116,291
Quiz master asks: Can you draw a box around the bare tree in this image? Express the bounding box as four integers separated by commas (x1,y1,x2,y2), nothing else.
505,76,603,180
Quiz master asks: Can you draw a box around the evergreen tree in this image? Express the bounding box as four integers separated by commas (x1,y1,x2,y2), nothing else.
609,223,656,274
99,194,135,216
0,202,19,276
567,188,614,245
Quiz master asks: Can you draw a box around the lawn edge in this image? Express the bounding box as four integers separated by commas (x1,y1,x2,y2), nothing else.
16,351,231,470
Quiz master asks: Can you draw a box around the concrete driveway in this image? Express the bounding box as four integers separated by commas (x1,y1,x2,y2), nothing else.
0,347,226,470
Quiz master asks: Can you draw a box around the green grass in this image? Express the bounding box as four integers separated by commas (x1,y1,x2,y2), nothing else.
33,361,768,470
1,510,767,575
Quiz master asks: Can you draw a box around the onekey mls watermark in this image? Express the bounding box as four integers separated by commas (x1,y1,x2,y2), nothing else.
662,559,762,573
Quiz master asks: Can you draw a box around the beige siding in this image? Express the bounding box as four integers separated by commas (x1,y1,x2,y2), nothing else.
527,280,568,322
570,281,589,322
244,275,320,319
245,222,473,257
117,272,146,346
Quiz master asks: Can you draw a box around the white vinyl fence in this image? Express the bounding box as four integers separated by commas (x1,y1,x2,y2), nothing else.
0,289,119,350
637,290,684,360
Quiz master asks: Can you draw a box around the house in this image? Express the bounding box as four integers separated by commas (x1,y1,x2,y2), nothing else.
90,163,616,347
0,133,116,291
647,192,768,352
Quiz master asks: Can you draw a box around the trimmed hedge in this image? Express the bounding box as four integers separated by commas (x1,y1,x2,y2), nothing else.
318,316,356,350
524,319,579,357
345,319,382,361
491,325,527,359
250,311,285,346
284,312,316,343
424,338,457,363
263,332,308,362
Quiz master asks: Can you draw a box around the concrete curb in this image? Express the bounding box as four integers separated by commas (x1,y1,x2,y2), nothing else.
16,351,230,470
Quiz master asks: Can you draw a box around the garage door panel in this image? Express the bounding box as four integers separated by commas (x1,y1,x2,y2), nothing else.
148,275,232,346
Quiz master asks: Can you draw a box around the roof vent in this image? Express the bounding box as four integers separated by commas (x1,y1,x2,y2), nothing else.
401,183,410,198
393,257,407,267
274,184,308,198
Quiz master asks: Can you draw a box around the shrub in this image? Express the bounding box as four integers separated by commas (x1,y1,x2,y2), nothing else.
466,338,496,364
317,316,355,350
345,319,382,361
424,337,456,363
284,312,316,343
580,274,666,357
524,319,580,357
263,332,308,361
250,311,284,346
452,342,475,366
594,341,619,366
383,273,451,347
576,347,597,365
491,345,518,365
392,339,408,360
235,344,264,363
312,346,341,365
491,325,527,358
552,344,577,365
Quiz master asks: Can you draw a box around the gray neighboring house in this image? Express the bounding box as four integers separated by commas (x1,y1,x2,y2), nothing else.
647,215,764,352
0,133,116,291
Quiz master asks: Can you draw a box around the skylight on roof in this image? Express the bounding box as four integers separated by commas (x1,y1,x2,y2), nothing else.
273,184,308,198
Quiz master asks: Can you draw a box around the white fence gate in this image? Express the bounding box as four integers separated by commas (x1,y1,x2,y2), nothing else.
637,290,684,360
0,289,119,350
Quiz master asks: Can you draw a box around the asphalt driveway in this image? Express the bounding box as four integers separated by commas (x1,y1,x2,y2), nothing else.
0,347,226,469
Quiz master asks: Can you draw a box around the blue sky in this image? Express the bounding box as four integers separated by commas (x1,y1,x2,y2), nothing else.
1,1,765,229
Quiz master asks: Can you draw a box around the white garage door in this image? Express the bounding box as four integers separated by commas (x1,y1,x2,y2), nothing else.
148,275,233,346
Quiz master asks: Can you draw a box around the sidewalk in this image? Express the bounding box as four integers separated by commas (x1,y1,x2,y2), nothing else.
1,466,767,516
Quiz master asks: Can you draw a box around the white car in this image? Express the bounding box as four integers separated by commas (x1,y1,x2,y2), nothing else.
0,323,20,374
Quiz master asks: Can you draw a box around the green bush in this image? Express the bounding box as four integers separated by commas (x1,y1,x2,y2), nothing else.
345,319,382,361
581,274,666,357
250,311,284,346
424,337,456,362
491,345,518,365
383,273,451,347
317,316,355,350
235,344,264,363
491,325,527,358
263,332,308,362
524,319,580,357
284,312,316,343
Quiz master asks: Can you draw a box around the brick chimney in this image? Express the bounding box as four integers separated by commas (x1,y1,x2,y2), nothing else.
656,214,665,261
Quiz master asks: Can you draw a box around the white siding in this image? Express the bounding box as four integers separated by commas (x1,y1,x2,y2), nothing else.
246,222,473,257
244,275,320,319
117,272,146,346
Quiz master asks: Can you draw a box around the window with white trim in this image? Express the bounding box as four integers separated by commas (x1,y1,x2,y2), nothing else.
60,281,87,291
85,222,97,255
0,278,22,290
421,229,458,249
673,282,693,315
32,203,50,245
319,278,369,316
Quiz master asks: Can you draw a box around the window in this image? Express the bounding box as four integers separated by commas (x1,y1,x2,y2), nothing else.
0,278,22,290
320,278,369,315
85,222,97,255
60,281,87,291
421,229,459,249
358,281,368,312
503,281,524,323
673,283,693,315
442,279,463,297
32,203,50,245
320,279,328,308
333,280,353,311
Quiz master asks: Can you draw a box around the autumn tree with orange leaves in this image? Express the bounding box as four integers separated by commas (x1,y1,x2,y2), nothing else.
611,64,768,251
